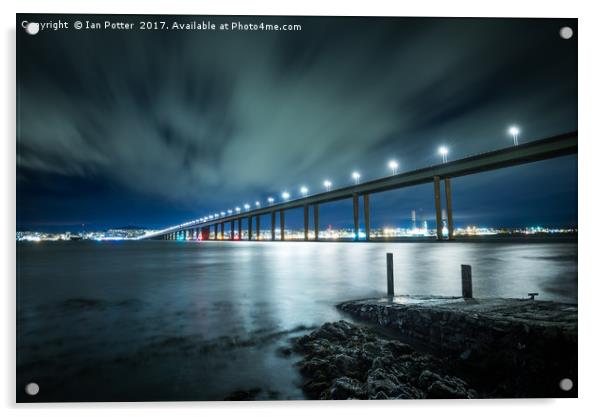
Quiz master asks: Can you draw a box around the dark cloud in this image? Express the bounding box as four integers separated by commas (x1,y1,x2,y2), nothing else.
17,16,577,229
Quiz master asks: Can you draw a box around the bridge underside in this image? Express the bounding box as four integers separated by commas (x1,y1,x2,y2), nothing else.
150,131,577,242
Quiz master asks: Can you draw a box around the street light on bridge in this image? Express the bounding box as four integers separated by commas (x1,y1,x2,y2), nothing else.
439,146,449,163
388,160,399,175
227,209,233,215
323,180,332,191
255,201,261,208
282,191,290,201
267,197,275,205
352,171,361,185
243,204,250,211
235,207,241,213
300,186,309,196
508,125,520,146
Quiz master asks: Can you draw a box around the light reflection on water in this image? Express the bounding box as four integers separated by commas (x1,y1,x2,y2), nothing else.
16,240,577,401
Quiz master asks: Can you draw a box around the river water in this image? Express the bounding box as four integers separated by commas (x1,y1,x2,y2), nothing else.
16,239,577,401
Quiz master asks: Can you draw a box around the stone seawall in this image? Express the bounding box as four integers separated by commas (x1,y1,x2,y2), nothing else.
337,296,577,397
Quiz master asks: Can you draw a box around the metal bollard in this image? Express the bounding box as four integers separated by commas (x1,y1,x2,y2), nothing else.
461,264,473,299
387,253,394,297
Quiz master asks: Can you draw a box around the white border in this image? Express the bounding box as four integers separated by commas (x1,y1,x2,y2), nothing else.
3,1,601,416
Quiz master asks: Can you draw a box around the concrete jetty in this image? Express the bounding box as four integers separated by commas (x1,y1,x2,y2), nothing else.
337,296,577,397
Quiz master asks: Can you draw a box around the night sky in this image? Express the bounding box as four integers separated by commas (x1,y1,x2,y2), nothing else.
16,15,577,231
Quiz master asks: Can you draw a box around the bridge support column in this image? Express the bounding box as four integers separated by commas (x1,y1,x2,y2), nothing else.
238,219,242,240
248,217,253,241
434,176,443,240
230,221,234,240
271,212,276,241
363,194,371,241
201,227,210,240
256,216,261,240
214,224,218,240
445,178,454,240
353,193,359,241
304,205,309,241
220,222,225,240
314,205,319,240
280,210,285,241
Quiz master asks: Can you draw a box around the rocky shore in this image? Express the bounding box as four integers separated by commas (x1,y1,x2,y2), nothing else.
293,320,477,399
292,296,577,399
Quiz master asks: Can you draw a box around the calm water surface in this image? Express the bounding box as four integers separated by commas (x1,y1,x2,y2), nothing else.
16,240,577,401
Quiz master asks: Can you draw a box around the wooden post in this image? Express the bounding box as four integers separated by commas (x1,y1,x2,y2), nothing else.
461,264,473,298
313,204,319,240
387,253,394,297
445,178,454,240
434,176,443,240
353,193,359,241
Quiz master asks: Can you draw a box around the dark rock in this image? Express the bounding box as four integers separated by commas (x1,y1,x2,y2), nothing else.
326,377,366,400
293,320,476,400
224,388,262,401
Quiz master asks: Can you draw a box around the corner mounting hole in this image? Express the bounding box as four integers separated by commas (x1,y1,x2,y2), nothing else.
559,378,573,391
25,382,39,396
559,26,573,40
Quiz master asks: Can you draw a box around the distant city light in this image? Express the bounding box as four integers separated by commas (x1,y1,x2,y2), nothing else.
352,171,361,185
438,146,449,163
388,160,399,175
282,191,290,200
323,180,332,191
508,125,520,146
244,204,251,210
300,186,309,196
267,197,275,204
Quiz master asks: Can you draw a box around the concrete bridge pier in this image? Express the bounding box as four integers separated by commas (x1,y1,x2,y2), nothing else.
353,193,359,241
271,211,276,241
256,215,261,240
303,204,309,241
280,210,285,241
314,205,319,240
213,224,218,240
363,194,370,241
434,176,443,240
220,222,225,240
201,226,210,240
237,219,242,240
230,220,234,240
248,217,253,241
445,178,455,240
